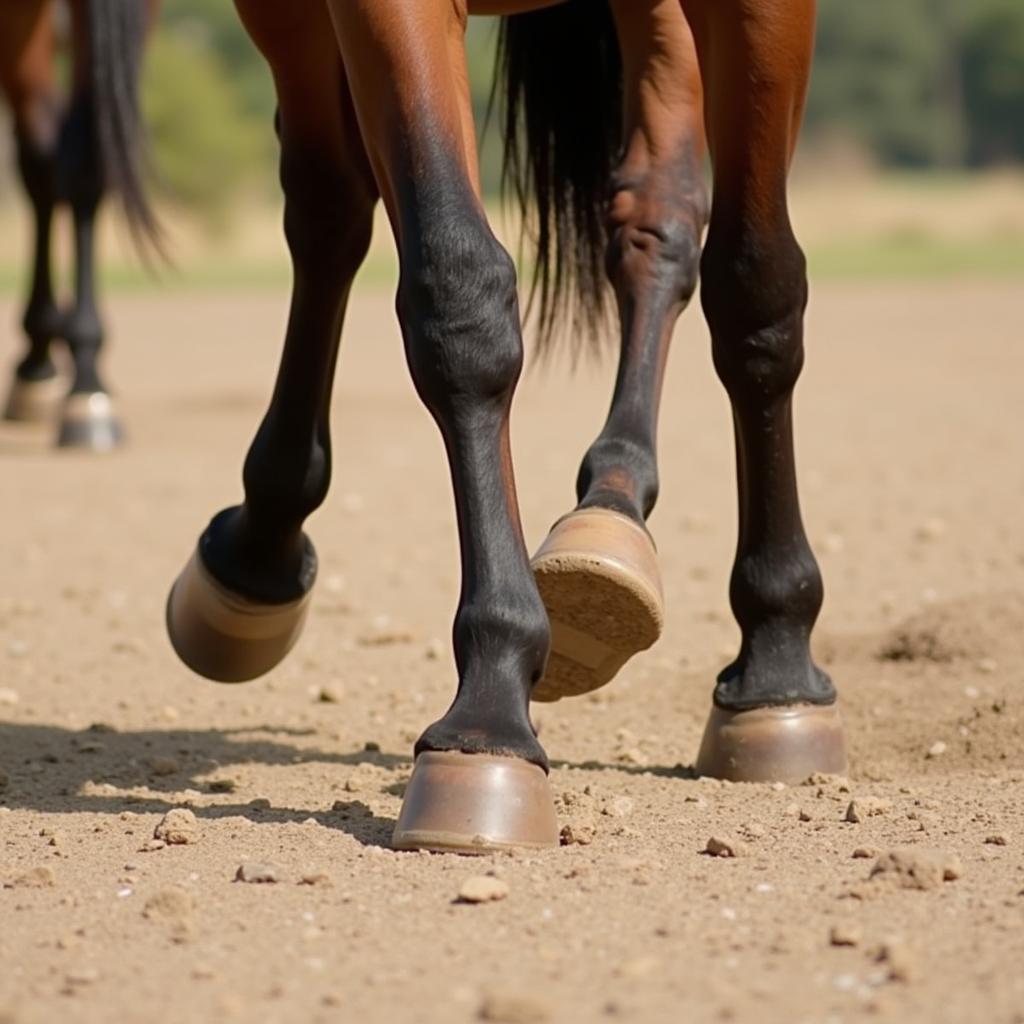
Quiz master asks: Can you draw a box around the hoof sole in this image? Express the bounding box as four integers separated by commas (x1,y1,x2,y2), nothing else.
531,508,663,702
57,392,123,450
166,550,311,683
695,703,848,784
3,375,63,423
392,751,559,853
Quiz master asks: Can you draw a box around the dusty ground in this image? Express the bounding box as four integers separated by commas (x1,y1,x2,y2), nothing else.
0,280,1022,1024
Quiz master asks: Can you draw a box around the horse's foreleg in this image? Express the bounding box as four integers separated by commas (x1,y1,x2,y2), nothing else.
0,0,63,423
684,0,846,782
167,2,377,683
327,0,557,851
530,0,707,702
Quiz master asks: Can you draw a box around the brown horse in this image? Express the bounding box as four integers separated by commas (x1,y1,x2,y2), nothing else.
167,0,847,853
0,0,157,448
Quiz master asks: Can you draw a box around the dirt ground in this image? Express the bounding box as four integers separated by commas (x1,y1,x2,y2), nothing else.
1,280,1022,1024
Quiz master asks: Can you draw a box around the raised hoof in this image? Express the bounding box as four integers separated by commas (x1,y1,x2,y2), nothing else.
166,549,311,683
3,375,63,423
695,702,848,784
392,751,559,854
56,392,124,450
530,507,663,702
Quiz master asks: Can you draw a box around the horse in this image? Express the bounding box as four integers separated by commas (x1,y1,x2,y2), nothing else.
0,0,157,449
165,0,847,853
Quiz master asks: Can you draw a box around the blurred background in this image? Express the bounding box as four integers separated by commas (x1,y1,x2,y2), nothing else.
1,0,1023,291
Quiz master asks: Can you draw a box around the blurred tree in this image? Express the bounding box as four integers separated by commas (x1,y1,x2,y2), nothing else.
961,0,1024,164
806,0,1024,168
142,29,271,226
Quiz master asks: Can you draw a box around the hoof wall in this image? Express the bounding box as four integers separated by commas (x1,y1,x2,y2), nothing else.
57,392,123,450
166,550,311,683
695,703,848,784
392,751,559,853
531,507,663,702
3,375,62,423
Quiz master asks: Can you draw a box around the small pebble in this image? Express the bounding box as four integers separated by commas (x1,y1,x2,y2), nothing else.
845,798,892,823
876,940,915,982
208,779,237,794
458,876,510,904
235,862,280,884
984,834,1008,846
829,923,863,947
705,836,746,858
299,871,332,887
154,808,199,845
148,757,180,777
926,741,947,759
0,688,19,706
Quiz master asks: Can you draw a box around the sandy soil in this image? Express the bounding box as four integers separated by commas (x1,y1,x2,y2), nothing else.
1,281,1022,1024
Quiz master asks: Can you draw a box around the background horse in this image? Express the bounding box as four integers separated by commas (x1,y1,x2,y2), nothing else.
166,0,844,852
0,0,157,449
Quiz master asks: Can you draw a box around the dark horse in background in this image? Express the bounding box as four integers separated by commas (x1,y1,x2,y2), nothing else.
0,0,156,449
146,0,846,853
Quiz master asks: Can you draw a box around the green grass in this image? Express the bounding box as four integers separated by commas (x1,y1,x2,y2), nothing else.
806,234,1024,278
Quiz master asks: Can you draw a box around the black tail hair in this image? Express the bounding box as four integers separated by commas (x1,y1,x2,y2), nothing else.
497,0,622,356
88,0,161,251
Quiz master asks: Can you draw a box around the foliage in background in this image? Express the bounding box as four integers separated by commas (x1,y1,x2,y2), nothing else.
808,0,1024,167
142,0,275,225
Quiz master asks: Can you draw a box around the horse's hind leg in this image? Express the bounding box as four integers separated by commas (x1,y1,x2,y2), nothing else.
54,0,157,448
327,0,557,852
167,1,377,682
684,0,846,782
0,0,64,424
532,0,708,701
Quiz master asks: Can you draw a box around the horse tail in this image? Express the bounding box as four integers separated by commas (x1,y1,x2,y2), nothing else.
496,0,622,356
87,0,161,249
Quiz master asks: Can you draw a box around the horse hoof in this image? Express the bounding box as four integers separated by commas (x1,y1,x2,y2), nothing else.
56,392,124,450
3,375,63,423
392,751,559,853
166,549,311,683
530,507,663,702
695,702,848,784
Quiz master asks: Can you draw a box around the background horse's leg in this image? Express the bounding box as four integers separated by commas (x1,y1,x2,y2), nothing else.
167,0,377,683
0,0,64,423
532,0,708,701
55,0,159,449
326,0,557,851
683,0,846,782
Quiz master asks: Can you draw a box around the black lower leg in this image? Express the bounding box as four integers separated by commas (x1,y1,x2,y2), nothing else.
61,91,108,396
397,187,550,768
702,225,833,710
14,126,61,382
200,126,376,605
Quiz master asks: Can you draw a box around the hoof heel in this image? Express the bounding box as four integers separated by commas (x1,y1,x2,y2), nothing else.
392,751,559,854
695,703,848,784
3,375,63,423
57,392,123,450
166,550,311,683
531,507,663,702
